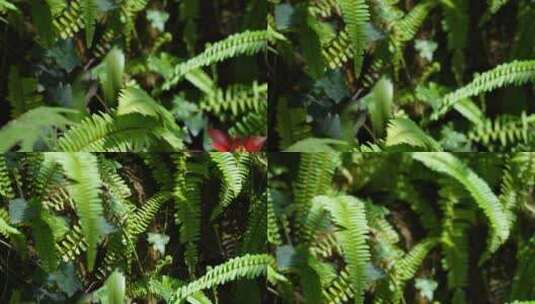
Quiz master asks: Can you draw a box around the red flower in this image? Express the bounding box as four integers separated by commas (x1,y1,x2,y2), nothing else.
208,129,266,152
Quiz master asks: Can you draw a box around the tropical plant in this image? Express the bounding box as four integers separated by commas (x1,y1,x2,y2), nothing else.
268,152,535,303
0,0,269,151
0,152,269,303
269,0,535,152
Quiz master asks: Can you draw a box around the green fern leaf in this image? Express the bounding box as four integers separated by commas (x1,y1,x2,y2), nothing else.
313,195,370,304
31,209,60,272
293,153,339,240
128,191,172,236
81,0,97,46
56,113,163,152
209,153,244,219
336,0,370,77
163,30,268,90
0,155,14,199
488,0,509,15
171,254,274,303
275,98,311,149
104,270,126,304
96,48,125,106
395,238,438,282
0,209,20,238
412,153,510,263
433,60,535,119
200,82,267,119
0,107,76,152
386,117,442,151
48,152,104,271
173,154,203,272
7,66,42,119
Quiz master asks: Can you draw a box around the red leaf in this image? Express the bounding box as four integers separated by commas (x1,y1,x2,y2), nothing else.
242,136,266,152
208,129,232,152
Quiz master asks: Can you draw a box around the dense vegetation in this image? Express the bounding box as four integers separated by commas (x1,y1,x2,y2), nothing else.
268,152,535,303
0,0,268,151
0,152,269,302
269,0,535,152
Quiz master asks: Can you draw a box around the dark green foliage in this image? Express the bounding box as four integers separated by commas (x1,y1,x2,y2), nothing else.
0,0,268,151
0,152,267,303
268,152,535,303
270,0,535,152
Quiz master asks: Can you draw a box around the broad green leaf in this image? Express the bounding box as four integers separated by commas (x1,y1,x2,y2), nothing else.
0,107,76,152
285,138,349,152
7,66,42,118
105,270,125,304
365,77,393,137
95,48,125,105
117,87,160,118
386,117,442,151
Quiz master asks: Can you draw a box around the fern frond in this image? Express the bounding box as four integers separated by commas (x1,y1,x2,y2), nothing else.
119,0,149,48
171,254,274,303
43,186,74,212
209,153,244,219
240,192,267,254
395,238,438,282
322,29,353,70
94,29,117,58
229,110,267,137
385,117,442,151
441,0,468,81
141,154,174,190
173,154,203,272
488,0,509,15
0,208,20,238
389,238,438,303
98,48,125,105
31,211,60,272
322,267,353,304
98,157,132,202
392,2,435,43
434,60,535,119
394,176,439,233
365,203,401,245
440,193,470,297
7,66,42,119
275,98,311,149
293,153,338,240
412,153,510,263
48,152,104,271
500,153,535,225
313,195,370,304
0,155,14,199
267,192,282,246
56,113,160,152
163,30,268,90
336,0,370,77
0,0,17,13
510,236,535,300
55,224,87,262
467,112,535,150
309,0,339,19
80,0,97,45
128,192,172,236
200,82,267,119
52,0,84,40
116,86,185,149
